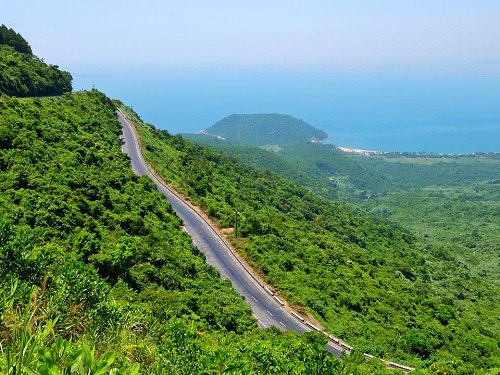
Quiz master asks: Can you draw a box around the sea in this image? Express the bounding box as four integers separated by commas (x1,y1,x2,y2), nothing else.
72,68,500,154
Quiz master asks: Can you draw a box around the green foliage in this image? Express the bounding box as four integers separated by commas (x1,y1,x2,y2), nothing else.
362,183,500,343
186,137,500,348
350,152,500,194
216,140,500,372
132,111,499,373
0,45,72,97
0,24,32,54
0,26,71,97
186,138,500,202
203,113,328,147
0,92,403,374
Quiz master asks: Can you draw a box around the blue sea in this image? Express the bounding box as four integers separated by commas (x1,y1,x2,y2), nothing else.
73,68,500,153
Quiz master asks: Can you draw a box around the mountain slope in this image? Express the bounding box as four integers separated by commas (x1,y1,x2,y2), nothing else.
0,27,397,374
130,107,499,373
0,27,71,97
0,24,32,54
3,91,387,374
185,134,500,334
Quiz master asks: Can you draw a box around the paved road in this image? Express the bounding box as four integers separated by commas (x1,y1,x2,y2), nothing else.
117,110,345,358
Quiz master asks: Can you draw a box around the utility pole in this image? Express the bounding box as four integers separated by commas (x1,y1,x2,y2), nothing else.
234,209,239,238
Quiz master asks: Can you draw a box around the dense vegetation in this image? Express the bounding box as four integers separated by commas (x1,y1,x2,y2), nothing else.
0,90,407,374
185,121,500,373
186,138,500,336
0,27,72,97
2,26,497,374
0,24,32,54
203,113,327,147
128,107,499,373
361,179,500,333
185,136,500,200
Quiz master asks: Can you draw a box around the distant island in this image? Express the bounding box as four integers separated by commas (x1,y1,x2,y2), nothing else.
200,113,328,147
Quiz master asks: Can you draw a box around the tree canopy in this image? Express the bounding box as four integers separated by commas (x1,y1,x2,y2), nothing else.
0,26,72,97
204,113,328,147
130,105,499,374
0,24,32,54
0,91,405,374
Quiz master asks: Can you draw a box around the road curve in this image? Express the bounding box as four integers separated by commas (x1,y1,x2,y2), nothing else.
117,110,346,357
117,110,415,372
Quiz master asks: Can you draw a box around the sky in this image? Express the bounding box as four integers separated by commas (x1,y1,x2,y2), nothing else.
3,0,500,74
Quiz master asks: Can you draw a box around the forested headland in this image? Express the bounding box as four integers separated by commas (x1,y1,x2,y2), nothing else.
203,113,328,147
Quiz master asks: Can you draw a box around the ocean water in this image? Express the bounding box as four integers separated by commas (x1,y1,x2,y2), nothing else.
73,69,500,153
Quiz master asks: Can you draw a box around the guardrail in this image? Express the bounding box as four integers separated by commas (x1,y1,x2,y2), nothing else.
274,296,285,306
117,108,414,372
291,311,305,322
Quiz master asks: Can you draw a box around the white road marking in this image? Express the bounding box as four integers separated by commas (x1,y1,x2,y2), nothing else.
279,321,286,327
251,296,258,302
266,310,273,316
252,314,268,328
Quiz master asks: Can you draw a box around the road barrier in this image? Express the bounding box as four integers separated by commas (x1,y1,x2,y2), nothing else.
264,286,274,296
274,296,285,306
305,321,321,331
328,335,340,345
341,343,353,352
291,311,305,322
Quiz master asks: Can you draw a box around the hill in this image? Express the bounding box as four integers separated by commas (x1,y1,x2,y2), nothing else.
184,127,500,374
0,25,71,97
4,25,497,374
130,106,499,373
0,24,32,54
3,90,383,374
0,28,395,374
202,113,328,147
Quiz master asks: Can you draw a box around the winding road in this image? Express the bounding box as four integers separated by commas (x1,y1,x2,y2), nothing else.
117,110,344,356
117,110,413,372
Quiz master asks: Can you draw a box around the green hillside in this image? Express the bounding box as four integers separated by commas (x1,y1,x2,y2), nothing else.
0,28,399,374
2,91,394,374
203,113,328,147
188,139,500,306
0,24,32,54
181,137,346,200
129,107,499,373
185,135,500,199
3,25,498,374
185,121,500,374
0,26,72,97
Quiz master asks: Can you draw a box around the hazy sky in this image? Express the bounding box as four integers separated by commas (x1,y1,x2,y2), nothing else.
3,1,500,72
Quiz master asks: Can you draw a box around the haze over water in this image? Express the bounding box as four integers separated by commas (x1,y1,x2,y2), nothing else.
74,69,500,153
5,0,499,153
